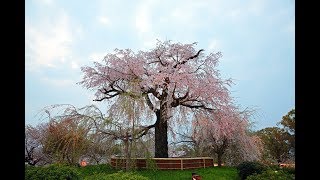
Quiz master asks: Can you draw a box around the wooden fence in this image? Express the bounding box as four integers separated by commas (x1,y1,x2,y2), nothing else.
110,157,214,170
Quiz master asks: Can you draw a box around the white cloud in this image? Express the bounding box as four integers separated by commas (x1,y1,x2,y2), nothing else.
43,0,54,5
41,77,74,88
98,16,111,26
142,39,156,49
71,61,79,69
248,0,266,16
137,32,164,50
89,52,107,62
34,0,54,5
135,4,151,33
228,8,242,20
208,39,221,51
26,13,76,71
170,3,202,25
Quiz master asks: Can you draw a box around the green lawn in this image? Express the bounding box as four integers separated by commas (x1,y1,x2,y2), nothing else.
25,164,240,180
78,165,240,180
136,166,240,180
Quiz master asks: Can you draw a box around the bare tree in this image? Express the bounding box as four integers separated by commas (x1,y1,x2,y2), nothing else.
25,124,52,166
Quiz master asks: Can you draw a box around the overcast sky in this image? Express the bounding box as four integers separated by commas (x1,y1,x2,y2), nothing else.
25,0,295,130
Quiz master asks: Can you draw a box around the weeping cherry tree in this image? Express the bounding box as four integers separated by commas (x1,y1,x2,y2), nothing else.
79,40,233,157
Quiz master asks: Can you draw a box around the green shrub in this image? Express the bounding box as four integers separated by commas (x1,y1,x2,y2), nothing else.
84,171,149,180
281,167,295,175
266,164,295,175
25,164,80,180
266,164,281,171
145,157,158,171
77,164,117,176
246,169,295,180
236,161,266,180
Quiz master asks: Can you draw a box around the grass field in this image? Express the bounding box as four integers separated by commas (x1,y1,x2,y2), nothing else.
136,166,240,180
78,164,240,180
26,164,241,180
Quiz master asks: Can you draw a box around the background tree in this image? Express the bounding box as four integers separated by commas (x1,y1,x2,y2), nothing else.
42,117,91,165
190,106,262,166
279,109,295,134
278,108,295,159
39,102,155,169
79,40,232,157
25,124,52,166
256,127,290,164
83,132,117,165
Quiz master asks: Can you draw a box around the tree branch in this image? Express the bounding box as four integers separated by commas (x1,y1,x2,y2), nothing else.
180,102,214,111
187,49,204,60
98,124,155,141
94,92,120,101
144,94,157,112
173,49,204,68
171,88,190,107
149,56,167,66
134,124,155,139
170,140,194,145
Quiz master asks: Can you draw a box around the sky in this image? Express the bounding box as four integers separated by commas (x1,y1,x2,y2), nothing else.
25,0,295,131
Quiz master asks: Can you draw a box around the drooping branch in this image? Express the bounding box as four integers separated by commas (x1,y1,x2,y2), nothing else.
171,86,190,107
95,77,143,101
170,140,194,145
175,90,189,101
145,87,161,100
94,92,120,101
180,102,214,111
98,124,155,141
60,106,156,142
94,81,122,101
148,55,168,67
190,59,207,74
173,49,204,68
144,93,157,112
72,105,155,141
187,49,205,60
213,137,229,154
171,94,214,111
25,146,36,165
100,87,116,94
134,124,155,139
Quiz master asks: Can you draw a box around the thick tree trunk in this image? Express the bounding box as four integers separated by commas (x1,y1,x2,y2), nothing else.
217,153,223,167
154,110,168,158
216,138,228,167
124,132,130,171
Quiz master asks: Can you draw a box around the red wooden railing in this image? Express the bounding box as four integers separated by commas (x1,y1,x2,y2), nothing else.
110,157,214,170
